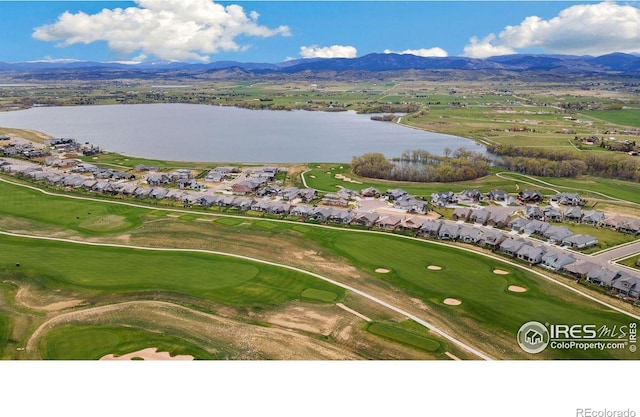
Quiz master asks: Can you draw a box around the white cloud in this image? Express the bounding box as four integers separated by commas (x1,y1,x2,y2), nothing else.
383,47,448,57
463,35,515,59
463,1,640,58
299,45,357,59
32,0,291,62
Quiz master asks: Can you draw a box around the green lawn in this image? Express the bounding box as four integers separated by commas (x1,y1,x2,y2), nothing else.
587,109,640,128
40,325,218,360
0,234,344,307
367,321,442,353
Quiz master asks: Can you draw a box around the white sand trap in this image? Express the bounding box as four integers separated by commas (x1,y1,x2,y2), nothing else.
427,265,443,270
508,285,527,293
100,347,194,361
493,269,510,275
443,298,462,306
375,268,390,273
310,175,316,178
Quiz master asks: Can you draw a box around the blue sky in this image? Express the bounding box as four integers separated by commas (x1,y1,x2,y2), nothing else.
1,1,639,63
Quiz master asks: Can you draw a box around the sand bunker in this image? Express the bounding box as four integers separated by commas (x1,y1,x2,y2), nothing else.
375,268,390,273
427,265,443,270
334,174,363,184
508,285,527,293
100,347,194,361
493,269,510,275
310,175,316,178
443,298,462,306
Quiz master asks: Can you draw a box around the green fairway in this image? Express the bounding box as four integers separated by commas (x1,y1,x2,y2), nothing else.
39,325,217,360
367,322,442,353
0,314,10,352
0,234,344,307
0,179,144,235
587,109,640,128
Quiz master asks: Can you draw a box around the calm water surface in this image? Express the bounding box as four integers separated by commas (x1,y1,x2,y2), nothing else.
0,103,485,163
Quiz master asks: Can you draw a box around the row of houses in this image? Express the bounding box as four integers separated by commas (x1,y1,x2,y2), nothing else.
431,189,585,207
416,219,639,300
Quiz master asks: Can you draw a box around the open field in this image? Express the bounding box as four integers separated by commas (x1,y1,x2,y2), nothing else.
0,177,637,359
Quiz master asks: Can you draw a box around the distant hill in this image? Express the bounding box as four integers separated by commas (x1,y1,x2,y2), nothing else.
1,52,639,80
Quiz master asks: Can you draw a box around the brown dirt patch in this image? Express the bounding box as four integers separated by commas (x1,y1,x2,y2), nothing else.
443,298,462,306
427,265,442,270
508,285,527,293
493,269,510,275
334,173,363,184
375,268,390,273
100,347,194,361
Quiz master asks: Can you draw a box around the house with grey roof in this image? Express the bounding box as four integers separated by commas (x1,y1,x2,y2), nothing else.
585,267,619,288
562,234,598,250
487,211,511,228
400,217,424,233
149,188,169,199
438,223,461,240
543,225,573,243
290,205,313,218
516,244,545,264
479,230,507,249
617,218,640,235
470,209,490,225
562,261,598,279
134,186,153,198
310,207,334,222
487,190,508,202
360,187,381,198
542,206,562,222
146,173,169,186
518,190,543,204
600,215,623,230
508,217,530,232
611,273,639,299
418,220,443,237
523,219,551,236
581,210,605,226
541,251,576,271
431,191,457,207
298,188,317,203
199,194,219,207
499,237,527,257
552,192,584,206
563,206,583,222
353,212,379,227
458,225,483,244
394,195,428,214
525,205,543,220
452,207,471,222
385,188,408,201
329,209,355,224
457,189,482,203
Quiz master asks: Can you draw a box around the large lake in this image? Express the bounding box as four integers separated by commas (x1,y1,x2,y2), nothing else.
0,103,484,163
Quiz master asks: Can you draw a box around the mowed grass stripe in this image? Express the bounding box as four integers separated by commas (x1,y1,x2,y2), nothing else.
0,234,344,306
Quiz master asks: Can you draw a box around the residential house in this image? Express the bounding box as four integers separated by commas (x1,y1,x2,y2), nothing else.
617,218,640,235
543,225,573,243
581,210,605,226
452,207,472,222
457,189,482,203
541,251,576,271
360,187,381,198
353,212,379,228
290,205,313,218
394,195,428,214
329,209,355,224
525,205,543,220
487,190,508,202
600,215,623,230
479,230,507,249
499,237,527,257
298,188,317,203
563,206,583,222
418,220,443,238
508,217,530,232
310,207,334,223
562,261,598,279
149,188,169,200
469,209,490,225
562,234,598,249
133,187,153,198
385,188,408,201
585,267,619,288
552,192,584,206
523,219,551,236
399,217,424,233
516,244,545,264
321,193,349,207
542,206,562,222
178,179,204,190
146,173,169,186
377,215,402,231
438,223,461,240
518,190,543,204
458,225,483,244
487,211,511,228
430,191,457,207
611,273,639,299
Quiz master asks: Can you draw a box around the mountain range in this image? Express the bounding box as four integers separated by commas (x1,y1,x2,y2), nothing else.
1,52,639,79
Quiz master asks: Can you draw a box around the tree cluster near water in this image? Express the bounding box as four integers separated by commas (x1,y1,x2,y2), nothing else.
351,148,490,182
488,144,640,181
